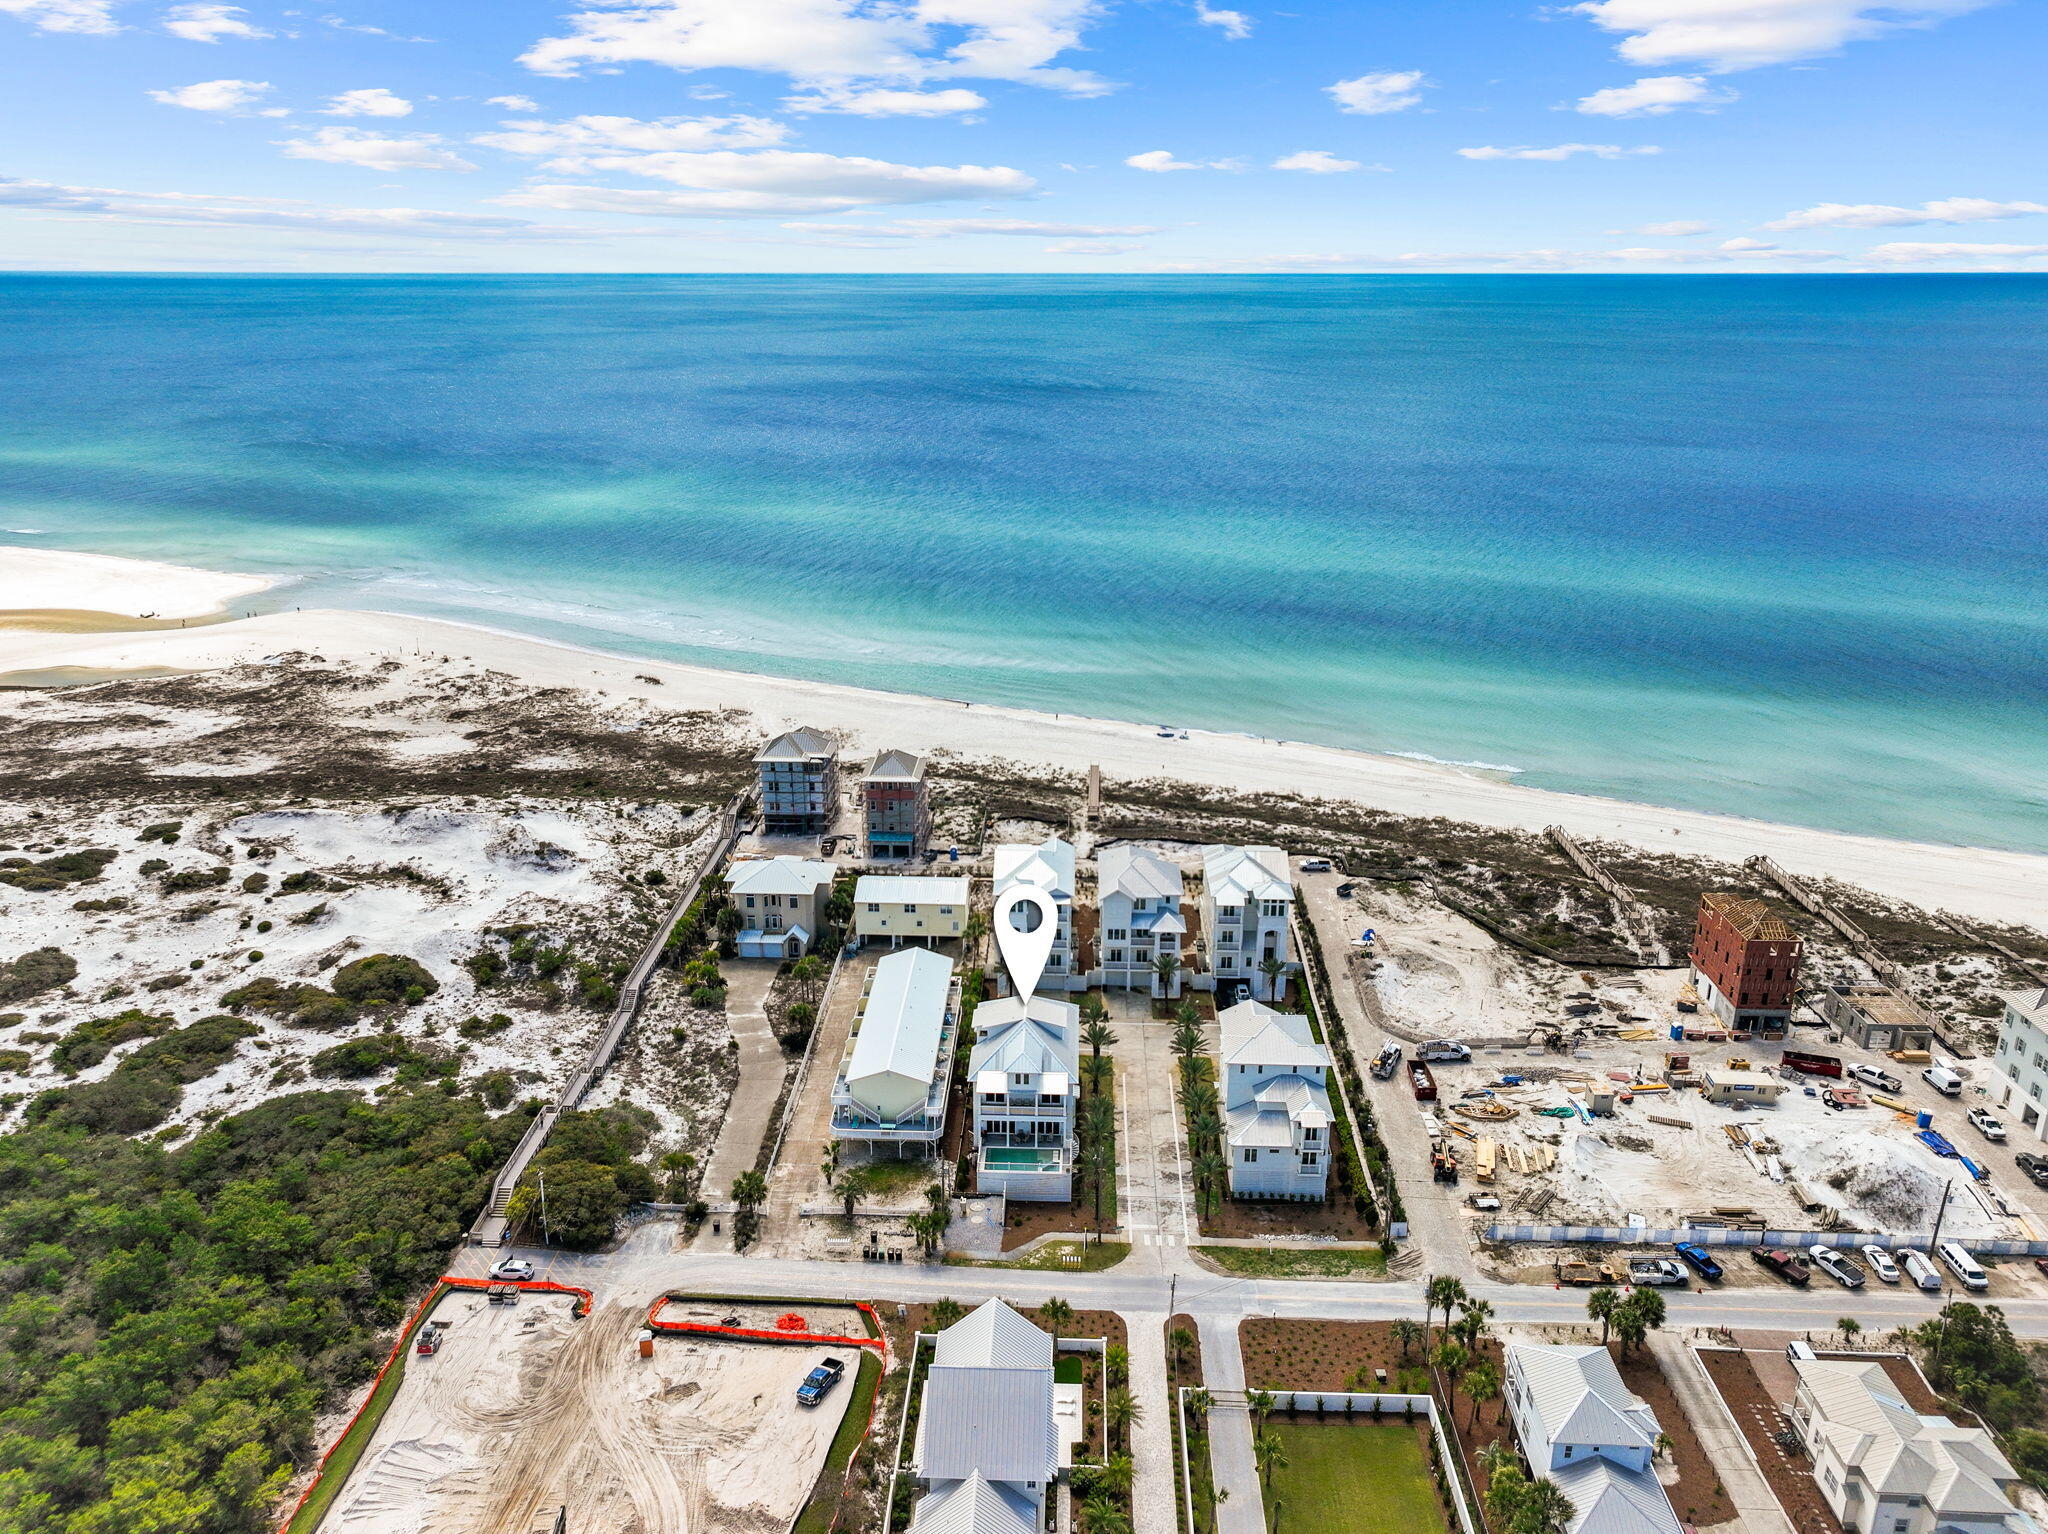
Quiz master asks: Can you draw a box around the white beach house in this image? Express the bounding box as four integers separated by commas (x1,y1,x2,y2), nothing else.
993,835,1077,992
1504,1343,1683,1534
755,726,840,836
1096,844,1186,995
1220,999,1333,1198
852,874,971,948
831,947,960,1153
726,855,837,959
1201,844,1295,1001
1991,988,2048,1144
908,1299,1065,1534
969,992,1080,1201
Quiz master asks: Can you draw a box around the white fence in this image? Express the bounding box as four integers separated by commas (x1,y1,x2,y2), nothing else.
1485,1223,2048,1257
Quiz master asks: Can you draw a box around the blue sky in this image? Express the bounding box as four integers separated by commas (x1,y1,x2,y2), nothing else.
1,0,2043,271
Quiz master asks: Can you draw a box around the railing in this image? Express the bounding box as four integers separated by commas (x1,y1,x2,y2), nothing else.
1485,1222,2048,1257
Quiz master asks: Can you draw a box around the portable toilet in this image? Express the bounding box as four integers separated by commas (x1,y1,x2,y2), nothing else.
1588,1087,1618,1116
1669,1023,1684,1042
1916,1110,1933,1129
638,1328,655,1358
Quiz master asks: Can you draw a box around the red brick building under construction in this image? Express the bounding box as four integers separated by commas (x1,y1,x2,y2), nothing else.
1689,893,1803,1037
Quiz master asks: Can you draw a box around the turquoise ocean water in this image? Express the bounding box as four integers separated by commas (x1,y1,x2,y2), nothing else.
1,274,2044,852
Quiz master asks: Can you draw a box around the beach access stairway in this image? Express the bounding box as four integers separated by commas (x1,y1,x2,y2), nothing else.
469,792,750,1246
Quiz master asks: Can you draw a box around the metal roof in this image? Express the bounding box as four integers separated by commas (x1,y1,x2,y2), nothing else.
847,948,953,1092
993,837,1074,900
931,1299,1054,1369
917,1367,1059,1484
908,1473,1039,1534
1098,844,1183,901
1508,1344,1660,1458
754,725,838,762
1202,844,1291,904
865,747,926,782
856,875,971,905
727,855,837,896
1550,1456,1685,1534
1220,1001,1331,1071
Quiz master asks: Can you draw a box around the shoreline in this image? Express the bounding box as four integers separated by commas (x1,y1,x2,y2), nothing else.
0,545,273,620
3,544,2046,928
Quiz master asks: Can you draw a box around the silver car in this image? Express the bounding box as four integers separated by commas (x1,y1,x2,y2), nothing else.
489,1258,536,1281
1861,1245,1901,1283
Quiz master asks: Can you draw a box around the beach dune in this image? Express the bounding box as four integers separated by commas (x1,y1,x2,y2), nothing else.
2,545,2043,929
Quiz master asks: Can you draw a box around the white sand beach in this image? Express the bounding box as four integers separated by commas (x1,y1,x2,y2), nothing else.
3,544,2044,927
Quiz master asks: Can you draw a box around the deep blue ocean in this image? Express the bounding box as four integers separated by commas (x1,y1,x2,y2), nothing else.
2,274,2044,852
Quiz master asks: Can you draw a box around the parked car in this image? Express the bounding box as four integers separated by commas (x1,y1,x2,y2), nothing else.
1300,858,1332,872
1418,1040,1471,1063
1751,1248,1813,1286
2017,1152,2048,1187
1861,1245,1901,1284
1967,1107,2008,1142
1938,1243,1989,1292
1674,1241,1723,1281
1810,1246,1865,1289
1923,1066,1964,1095
1899,1247,1944,1291
1627,1257,1690,1288
797,1357,846,1407
1846,1063,1902,1094
489,1258,535,1281
1370,1043,1402,1080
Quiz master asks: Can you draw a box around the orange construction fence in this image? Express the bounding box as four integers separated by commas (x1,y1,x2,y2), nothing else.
643,1294,886,1352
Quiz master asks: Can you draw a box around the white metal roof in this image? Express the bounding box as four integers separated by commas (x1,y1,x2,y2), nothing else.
1508,1344,1660,1459
754,725,838,762
727,855,837,896
856,875,970,905
932,1299,1054,1369
1220,1000,1331,1071
847,948,953,1092
1098,844,1183,901
993,836,1074,900
1202,844,1291,904
909,1473,1038,1534
1551,1456,1685,1534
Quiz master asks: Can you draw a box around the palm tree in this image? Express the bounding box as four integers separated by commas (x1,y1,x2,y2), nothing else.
1181,1081,1219,1122
1839,1316,1863,1348
1484,1462,1530,1525
1082,1139,1115,1229
1079,990,1109,1024
789,953,826,1006
908,1208,948,1256
1081,1496,1131,1534
1097,1452,1135,1497
1387,1317,1423,1365
1185,1387,1215,1425
1040,1295,1075,1330
1153,952,1181,997
1169,1326,1196,1373
1258,955,1286,1000
928,1296,965,1330
1082,1019,1118,1060
1612,1287,1665,1357
1586,1284,1621,1344
832,1163,876,1219
1105,1342,1129,1388
730,1169,767,1210
1518,1479,1577,1534
1476,1441,1514,1487
961,912,988,952
1454,1297,1495,1350
1170,1020,1204,1062
1193,1152,1228,1216
1431,1340,1468,1417
1424,1275,1467,1339
1246,1388,1274,1426
1081,1052,1114,1094
1464,1360,1501,1428
1105,1386,1141,1447
1253,1430,1288,1489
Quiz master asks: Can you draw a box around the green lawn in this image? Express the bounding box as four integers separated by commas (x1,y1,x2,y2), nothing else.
858,1158,939,1200
1054,1355,1086,1384
949,1238,1132,1272
1259,1420,1448,1534
1194,1245,1387,1279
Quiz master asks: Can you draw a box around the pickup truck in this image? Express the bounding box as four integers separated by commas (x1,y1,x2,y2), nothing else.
1370,1043,1402,1080
1626,1258,1689,1288
1810,1247,1865,1289
797,1357,846,1407
1751,1248,1813,1287
1674,1242,1723,1281
1419,1040,1471,1063
1847,1063,1902,1094
1967,1107,2007,1143
2016,1152,2048,1187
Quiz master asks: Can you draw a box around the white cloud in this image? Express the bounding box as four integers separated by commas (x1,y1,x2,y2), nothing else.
1046,239,1144,253
1125,149,1242,172
148,77,272,112
518,0,1113,98
496,150,1035,216
486,94,540,111
317,13,432,42
473,113,788,161
1327,70,1427,115
1272,150,1368,174
1634,218,1712,234
1867,242,2048,264
780,216,1159,238
1765,196,2048,230
1457,143,1661,160
324,87,414,117
1719,236,1774,249
785,85,987,115
1576,74,1733,116
1193,2,1250,40
280,127,477,172
0,0,120,32
1569,0,1989,73
163,3,270,40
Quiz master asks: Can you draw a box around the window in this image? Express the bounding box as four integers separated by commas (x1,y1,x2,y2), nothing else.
767,915,783,931
1013,1073,1030,1086
1107,949,1124,963
1243,1149,1259,1162
1106,928,1128,941
940,906,954,915
982,1093,1006,1106
1221,957,1236,970
745,895,757,908
867,903,881,912
1302,1126,1320,1142
1219,905,1241,919
1262,900,1285,916
1299,1152,1320,1169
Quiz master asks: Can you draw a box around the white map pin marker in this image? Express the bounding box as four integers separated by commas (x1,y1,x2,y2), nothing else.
993,885,1059,998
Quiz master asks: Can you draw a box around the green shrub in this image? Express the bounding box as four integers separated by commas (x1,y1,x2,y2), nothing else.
241,872,270,893
310,1033,416,1078
278,871,325,893
456,1013,514,1039
72,896,129,913
0,946,77,1004
162,866,231,894
0,848,117,891
0,1049,31,1073
27,1070,182,1134
331,954,438,1005
137,820,182,843
119,1015,258,1083
256,919,273,933
474,1069,516,1108
50,1008,176,1075
463,945,506,986
222,976,358,1030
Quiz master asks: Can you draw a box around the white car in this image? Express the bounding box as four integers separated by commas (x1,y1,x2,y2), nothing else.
1966,1107,2008,1143
489,1258,536,1281
1861,1245,1901,1284
1300,858,1333,872
1846,1063,1902,1094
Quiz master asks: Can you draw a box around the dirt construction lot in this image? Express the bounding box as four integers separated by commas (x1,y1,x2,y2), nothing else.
327,1292,856,1534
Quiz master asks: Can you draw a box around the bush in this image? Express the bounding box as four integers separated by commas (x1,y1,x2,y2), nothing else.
457,1013,514,1039
0,1049,31,1073
27,1070,182,1134
139,858,169,875
241,872,270,893
278,870,325,893
310,1033,417,1078
464,945,507,986
72,896,129,913
222,976,359,1030
137,820,182,843
474,1069,516,1108
0,946,77,1004
332,954,438,1005
0,848,118,891
162,866,231,894
120,1015,258,1083
50,1008,176,1075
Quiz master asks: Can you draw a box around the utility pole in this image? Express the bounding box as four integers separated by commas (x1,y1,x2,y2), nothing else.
539,1167,551,1248
1929,1179,1953,1252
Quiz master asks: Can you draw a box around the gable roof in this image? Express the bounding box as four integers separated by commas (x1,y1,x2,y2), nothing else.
847,948,953,1092
1796,1359,2021,1518
865,747,926,783
1098,844,1183,902
856,874,971,905
993,837,1074,901
2000,988,2048,1026
909,1473,1039,1534
1220,1000,1331,1071
918,1366,1059,1484
1203,844,1291,905
1509,1344,1660,1458
1551,1456,1685,1534
754,726,838,763
932,1299,1054,1369
1700,891,1797,942
971,999,1079,1082
727,855,837,897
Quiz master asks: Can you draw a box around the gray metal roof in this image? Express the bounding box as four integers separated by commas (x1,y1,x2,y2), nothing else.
931,1299,1054,1370
909,1473,1038,1534
917,1366,1058,1484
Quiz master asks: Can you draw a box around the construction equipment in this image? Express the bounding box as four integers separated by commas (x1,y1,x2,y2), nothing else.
415,1321,446,1356
1431,1143,1460,1183
1556,1261,1625,1287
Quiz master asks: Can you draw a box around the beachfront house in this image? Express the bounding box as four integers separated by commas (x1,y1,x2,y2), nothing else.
1504,1343,1683,1534
726,855,837,959
852,874,970,948
862,748,932,861
831,947,959,1154
1688,892,1802,1038
1096,845,1186,996
993,835,1076,993
755,726,840,836
908,1299,1066,1534
969,992,1080,1201
1991,989,2048,1144
1220,999,1332,1199
1791,1357,2033,1534
1200,844,1295,1002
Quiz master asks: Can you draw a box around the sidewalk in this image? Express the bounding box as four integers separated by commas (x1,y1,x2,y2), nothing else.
1106,988,1196,1253
1197,1312,1267,1534
1648,1331,1794,1534
690,958,786,1250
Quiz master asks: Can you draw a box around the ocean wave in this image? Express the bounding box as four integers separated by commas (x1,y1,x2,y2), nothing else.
4,528,46,535
1389,749,1526,776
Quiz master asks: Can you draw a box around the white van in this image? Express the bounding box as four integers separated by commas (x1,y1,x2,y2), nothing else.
1923,1066,1964,1096
1898,1247,1944,1291
1938,1242,1989,1291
